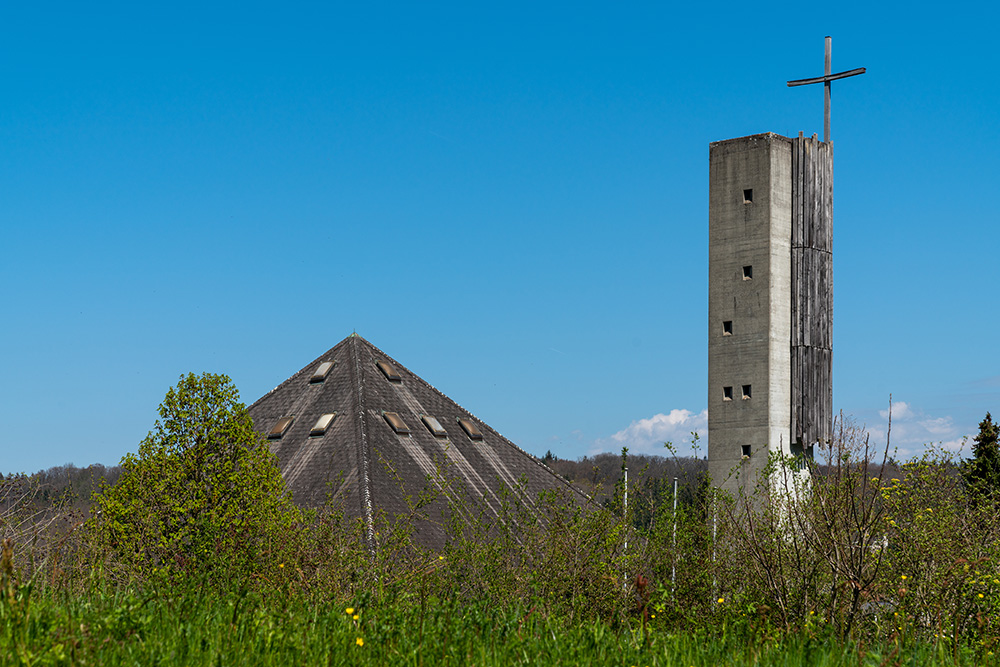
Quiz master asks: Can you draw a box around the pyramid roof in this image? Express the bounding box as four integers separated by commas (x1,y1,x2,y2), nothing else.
247,334,585,549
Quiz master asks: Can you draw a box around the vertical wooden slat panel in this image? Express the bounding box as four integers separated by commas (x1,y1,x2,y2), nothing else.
791,135,833,447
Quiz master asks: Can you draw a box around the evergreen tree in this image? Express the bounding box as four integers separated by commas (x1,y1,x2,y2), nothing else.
962,412,1000,500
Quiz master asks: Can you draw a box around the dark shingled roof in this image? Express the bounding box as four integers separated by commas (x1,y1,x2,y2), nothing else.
247,334,586,550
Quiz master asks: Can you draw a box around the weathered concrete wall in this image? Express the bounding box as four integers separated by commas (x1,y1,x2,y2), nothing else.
708,132,834,498
708,134,793,497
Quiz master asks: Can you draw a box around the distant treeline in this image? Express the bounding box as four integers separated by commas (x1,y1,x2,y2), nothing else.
543,451,705,490
4,450,919,522
4,451,709,517
541,451,709,530
1,464,121,516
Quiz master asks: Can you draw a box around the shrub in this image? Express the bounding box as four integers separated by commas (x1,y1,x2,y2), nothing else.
88,373,299,584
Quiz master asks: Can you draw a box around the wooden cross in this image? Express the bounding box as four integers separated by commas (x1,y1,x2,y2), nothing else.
787,36,866,143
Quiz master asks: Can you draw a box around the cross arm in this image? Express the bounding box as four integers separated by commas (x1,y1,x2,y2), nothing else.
787,67,866,87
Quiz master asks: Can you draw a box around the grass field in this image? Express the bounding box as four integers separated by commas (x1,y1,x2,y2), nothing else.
2,584,991,666
5,387,1000,665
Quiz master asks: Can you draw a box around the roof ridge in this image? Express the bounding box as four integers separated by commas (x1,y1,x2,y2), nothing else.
350,334,376,550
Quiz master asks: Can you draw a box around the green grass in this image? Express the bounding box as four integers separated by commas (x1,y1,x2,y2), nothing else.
7,433,1000,665
2,585,991,666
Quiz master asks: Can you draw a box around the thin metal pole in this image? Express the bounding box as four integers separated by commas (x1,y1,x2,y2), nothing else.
624,467,628,515
623,466,629,590
671,476,678,593
824,36,832,143
711,498,717,596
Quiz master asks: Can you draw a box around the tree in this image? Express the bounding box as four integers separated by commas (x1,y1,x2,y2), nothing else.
962,412,1000,501
90,373,299,581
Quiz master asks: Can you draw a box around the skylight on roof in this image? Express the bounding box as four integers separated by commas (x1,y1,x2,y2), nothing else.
310,413,337,436
310,361,335,384
268,416,294,439
421,415,447,437
383,411,410,434
376,360,402,382
457,418,484,441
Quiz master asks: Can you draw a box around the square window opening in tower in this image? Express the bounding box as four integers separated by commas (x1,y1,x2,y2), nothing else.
742,384,752,400
743,188,753,203
723,320,733,335
742,266,753,280
723,386,733,401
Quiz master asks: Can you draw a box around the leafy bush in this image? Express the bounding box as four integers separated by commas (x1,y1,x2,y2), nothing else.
7,397,1000,660
697,411,1000,654
88,373,300,584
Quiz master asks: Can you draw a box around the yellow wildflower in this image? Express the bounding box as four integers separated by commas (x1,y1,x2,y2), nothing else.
718,597,724,604
346,607,355,615
278,563,284,569
356,637,364,647
979,594,985,599
901,575,907,580
353,614,360,621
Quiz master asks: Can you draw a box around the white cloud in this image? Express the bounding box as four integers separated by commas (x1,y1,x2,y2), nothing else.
918,416,954,436
865,400,971,461
592,409,708,456
879,401,911,421
587,402,975,463
937,438,969,454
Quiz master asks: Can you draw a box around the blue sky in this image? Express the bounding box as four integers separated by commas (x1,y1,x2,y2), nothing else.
3,1,998,474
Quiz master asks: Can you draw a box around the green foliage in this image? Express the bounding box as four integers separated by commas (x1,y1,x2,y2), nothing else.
707,415,1000,653
0,582,987,666
8,400,1000,662
88,373,299,583
429,483,630,624
880,446,1000,652
964,412,1000,501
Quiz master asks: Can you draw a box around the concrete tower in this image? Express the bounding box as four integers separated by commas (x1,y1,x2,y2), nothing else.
708,132,833,497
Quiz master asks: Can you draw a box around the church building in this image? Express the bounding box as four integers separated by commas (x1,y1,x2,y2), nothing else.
247,333,586,549
707,133,833,496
